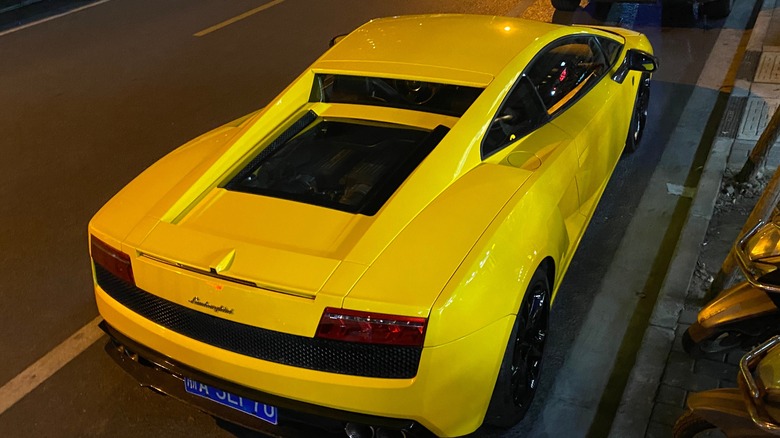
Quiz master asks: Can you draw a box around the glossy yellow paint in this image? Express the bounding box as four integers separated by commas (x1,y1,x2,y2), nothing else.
756,346,780,395
89,14,655,437
319,15,561,84
95,281,513,437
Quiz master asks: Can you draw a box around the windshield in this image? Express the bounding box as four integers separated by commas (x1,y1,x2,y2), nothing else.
311,74,483,117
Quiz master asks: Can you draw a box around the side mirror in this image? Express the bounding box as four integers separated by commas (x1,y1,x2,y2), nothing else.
328,34,348,48
737,219,780,291
612,49,659,83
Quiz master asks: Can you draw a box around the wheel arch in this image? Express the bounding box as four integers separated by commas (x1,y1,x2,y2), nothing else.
540,256,556,294
426,209,564,348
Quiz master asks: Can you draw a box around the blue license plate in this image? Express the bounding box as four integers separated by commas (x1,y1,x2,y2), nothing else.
184,377,278,425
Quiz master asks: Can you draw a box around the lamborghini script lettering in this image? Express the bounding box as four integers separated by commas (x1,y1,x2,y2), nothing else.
189,297,235,315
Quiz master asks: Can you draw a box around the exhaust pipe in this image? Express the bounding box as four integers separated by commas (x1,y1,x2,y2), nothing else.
376,428,407,438
345,423,374,438
345,423,408,438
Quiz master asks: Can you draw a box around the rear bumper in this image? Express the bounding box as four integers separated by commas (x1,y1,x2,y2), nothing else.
100,320,431,437
95,282,513,437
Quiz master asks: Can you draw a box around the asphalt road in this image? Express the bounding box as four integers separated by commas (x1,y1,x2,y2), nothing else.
0,0,753,437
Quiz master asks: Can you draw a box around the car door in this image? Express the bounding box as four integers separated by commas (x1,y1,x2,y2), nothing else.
524,35,625,217
482,74,582,247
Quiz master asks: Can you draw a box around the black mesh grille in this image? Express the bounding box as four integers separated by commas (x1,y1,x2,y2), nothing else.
96,264,421,378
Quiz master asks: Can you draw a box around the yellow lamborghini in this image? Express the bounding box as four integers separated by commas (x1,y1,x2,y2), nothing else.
89,14,656,437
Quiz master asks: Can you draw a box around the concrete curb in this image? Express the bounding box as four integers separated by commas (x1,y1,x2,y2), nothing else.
607,0,776,435
608,138,731,437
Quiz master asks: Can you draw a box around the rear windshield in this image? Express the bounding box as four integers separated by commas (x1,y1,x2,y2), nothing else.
225,112,449,215
311,74,483,117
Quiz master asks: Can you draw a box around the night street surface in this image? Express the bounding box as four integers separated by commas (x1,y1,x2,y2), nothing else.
0,0,758,436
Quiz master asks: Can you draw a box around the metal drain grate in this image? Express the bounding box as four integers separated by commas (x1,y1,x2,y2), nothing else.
755,52,780,83
737,97,780,141
718,96,747,138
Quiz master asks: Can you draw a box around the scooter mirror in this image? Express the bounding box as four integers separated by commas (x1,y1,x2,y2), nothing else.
738,220,780,290
745,222,780,262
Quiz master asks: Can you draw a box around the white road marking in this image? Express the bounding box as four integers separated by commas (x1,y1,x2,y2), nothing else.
697,28,745,91
0,0,111,38
0,316,104,415
666,183,697,198
194,0,286,37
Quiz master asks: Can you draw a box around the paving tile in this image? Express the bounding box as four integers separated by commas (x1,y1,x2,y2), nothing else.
650,402,685,427
655,384,687,408
675,324,691,339
737,51,762,82
727,140,753,172
645,420,672,438
694,357,739,381
755,52,780,83
663,363,720,392
726,348,749,365
668,350,695,370
678,308,699,325
737,97,780,141
671,333,686,353
662,359,694,387
766,147,780,170
718,96,747,139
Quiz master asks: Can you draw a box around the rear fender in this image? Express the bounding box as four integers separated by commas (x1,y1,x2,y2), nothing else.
698,282,779,330
685,387,771,437
426,189,567,348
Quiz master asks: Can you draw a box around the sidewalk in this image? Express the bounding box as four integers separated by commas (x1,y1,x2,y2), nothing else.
610,0,780,436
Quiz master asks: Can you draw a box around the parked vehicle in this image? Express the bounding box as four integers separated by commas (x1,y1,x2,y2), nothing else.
550,0,732,19
684,218,780,356
89,14,656,438
674,335,780,437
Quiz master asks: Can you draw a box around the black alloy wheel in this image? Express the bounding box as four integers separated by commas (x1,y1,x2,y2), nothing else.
510,283,547,407
485,267,550,428
625,74,650,153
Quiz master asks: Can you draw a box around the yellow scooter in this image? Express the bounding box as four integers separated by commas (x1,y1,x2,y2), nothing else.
674,335,780,437
684,219,780,356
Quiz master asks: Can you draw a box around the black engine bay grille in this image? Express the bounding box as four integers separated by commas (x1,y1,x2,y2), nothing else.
95,264,421,378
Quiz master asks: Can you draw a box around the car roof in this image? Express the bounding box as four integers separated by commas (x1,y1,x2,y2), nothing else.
313,14,566,87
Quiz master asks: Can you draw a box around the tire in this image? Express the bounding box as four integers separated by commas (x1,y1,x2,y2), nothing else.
673,410,719,438
682,326,745,358
624,74,650,153
700,0,732,19
484,267,550,428
551,0,579,12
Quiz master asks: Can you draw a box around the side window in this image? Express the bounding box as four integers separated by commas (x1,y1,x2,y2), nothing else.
482,75,548,157
597,36,624,68
525,37,609,115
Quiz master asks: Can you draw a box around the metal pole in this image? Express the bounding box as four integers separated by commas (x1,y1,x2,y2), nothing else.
736,103,780,183
711,106,780,295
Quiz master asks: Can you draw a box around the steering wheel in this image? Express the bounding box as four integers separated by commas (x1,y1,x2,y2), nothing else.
394,80,440,105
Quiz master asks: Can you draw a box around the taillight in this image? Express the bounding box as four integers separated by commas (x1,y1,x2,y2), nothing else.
90,236,135,285
315,307,427,347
